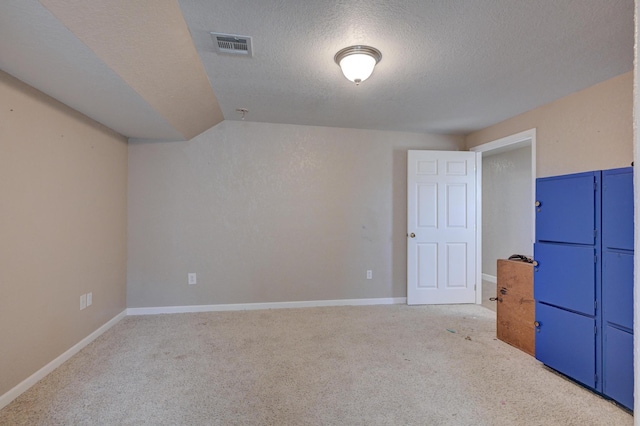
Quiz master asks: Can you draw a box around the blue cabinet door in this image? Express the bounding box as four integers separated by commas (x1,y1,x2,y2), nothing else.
534,243,595,315
536,172,598,245
602,250,634,331
602,167,633,251
603,326,634,410
535,302,596,389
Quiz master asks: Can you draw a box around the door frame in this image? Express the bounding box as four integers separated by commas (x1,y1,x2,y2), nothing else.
469,128,537,304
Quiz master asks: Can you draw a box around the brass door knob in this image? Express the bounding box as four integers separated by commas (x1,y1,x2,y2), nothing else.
532,260,539,267
534,321,540,327
535,201,541,207
409,233,416,238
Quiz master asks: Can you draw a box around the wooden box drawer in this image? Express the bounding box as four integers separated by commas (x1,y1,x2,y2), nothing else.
496,259,535,356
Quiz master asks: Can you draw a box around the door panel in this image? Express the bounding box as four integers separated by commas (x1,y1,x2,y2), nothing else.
535,302,596,389
417,183,437,227
534,243,595,315
602,250,633,330
417,243,438,288
446,184,467,227
603,326,634,410
536,172,596,245
407,150,478,305
602,167,633,251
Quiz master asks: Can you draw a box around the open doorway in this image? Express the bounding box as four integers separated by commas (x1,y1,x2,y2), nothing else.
470,129,536,310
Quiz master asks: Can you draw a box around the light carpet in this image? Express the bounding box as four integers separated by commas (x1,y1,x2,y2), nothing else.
0,304,632,425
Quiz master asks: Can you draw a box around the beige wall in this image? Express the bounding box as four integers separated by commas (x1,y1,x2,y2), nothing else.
127,121,462,307
481,147,533,277
0,71,128,396
466,72,633,177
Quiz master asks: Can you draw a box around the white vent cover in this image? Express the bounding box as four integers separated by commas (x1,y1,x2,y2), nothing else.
210,33,253,57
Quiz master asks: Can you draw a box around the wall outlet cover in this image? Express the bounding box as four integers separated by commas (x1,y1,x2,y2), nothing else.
188,273,197,285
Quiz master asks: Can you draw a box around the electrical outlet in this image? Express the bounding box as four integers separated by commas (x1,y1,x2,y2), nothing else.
366,270,373,280
86,292,92,307
188,273,197,285
80,294,87,310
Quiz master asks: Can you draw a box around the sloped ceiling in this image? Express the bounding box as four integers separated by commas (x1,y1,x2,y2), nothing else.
0,0,223,141
0,1,634,140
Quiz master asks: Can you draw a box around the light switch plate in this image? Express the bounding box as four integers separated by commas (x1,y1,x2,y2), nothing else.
86,292,92,307
188,273,197,285
80,294,87,310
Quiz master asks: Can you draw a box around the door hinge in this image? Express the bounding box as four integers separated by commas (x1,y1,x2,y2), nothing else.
595,325,597,335
594,181,597,190
594,254,597,263
595,373,598,385
593,229,597,238
594,300,597,311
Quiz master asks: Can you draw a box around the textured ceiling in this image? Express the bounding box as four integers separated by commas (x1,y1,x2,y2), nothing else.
180,0,633,134
0,1,634,139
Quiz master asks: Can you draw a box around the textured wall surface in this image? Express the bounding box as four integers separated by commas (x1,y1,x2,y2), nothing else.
481,147,532,277
127,121,462,307
466,72,633,177
0,71,128,396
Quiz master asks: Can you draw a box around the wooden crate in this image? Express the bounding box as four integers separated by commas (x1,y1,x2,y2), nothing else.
496,259,535,356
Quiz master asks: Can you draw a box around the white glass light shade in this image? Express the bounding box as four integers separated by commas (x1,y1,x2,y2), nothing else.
334,46,382,85
339,53,377,84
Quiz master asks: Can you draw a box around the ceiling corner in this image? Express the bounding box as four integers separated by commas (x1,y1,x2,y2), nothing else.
38,0,223,140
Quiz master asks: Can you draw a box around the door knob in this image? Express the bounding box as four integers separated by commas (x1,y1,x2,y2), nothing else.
534,321,540,327
532,260,538,267
535,201,541,207
409,233,416,238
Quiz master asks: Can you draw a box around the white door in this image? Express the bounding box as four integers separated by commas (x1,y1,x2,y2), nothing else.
407,150,479,305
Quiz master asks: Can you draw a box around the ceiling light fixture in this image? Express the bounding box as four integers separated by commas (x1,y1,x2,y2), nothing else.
334,45,382,85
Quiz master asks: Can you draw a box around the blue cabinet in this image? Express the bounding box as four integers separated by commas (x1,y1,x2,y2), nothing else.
534,171,601,393
535,302,597,388
603,326,634,409
536,172,598,245
603,168,634,251
602,167,634,410
534,167,633,411
534,243,596,316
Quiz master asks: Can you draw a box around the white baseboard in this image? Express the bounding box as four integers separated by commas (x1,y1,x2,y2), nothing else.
127,297,407,315
482,273,497,283
0,310,127,411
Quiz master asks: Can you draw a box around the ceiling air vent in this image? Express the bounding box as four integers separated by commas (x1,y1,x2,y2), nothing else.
210,33,253,57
